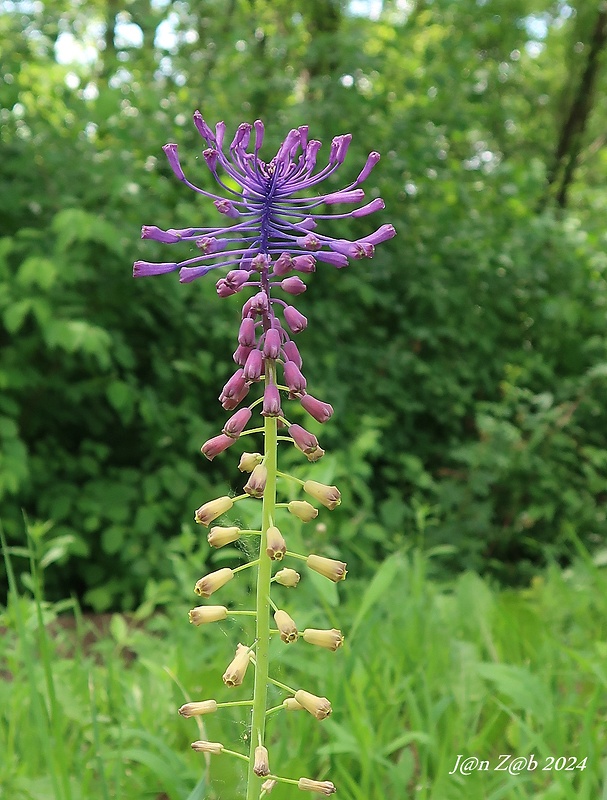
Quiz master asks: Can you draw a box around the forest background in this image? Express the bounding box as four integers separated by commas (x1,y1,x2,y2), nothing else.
1,0,606,608
2,1,607,798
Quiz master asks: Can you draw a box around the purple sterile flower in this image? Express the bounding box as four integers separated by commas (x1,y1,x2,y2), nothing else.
135,113,394,414
135,113,393,291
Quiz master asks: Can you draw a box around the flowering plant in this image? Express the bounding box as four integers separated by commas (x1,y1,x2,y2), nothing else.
135,112,394,799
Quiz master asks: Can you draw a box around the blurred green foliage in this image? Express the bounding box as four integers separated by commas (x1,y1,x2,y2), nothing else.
1,0,607,609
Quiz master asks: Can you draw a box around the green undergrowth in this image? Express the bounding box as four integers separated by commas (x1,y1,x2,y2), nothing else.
1,531,607,800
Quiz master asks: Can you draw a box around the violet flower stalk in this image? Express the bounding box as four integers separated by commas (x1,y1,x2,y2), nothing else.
134,112,394,800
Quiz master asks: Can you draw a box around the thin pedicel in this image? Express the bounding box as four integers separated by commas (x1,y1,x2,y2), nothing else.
134,112,394,799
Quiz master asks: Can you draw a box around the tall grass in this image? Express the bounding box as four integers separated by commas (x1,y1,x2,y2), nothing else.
1,530,606,800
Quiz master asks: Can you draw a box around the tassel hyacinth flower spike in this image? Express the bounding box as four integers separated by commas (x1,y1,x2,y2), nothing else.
135,112,395,799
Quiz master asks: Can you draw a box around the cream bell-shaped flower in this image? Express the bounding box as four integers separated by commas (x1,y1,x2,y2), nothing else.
283,697,305,711
194,496,233,526
306,554,347,582
266,525,287,560
223,642,252,687
238,452,263,472
294,689,332,720
274,609,298,643
178,700,218,717
194,568,234,597
261,779,277,794
253,745,270,777
188,605,228,625
208,526,241,548
287,500,318,522
274,567,301,587
302,480,341,510
306,554,348,583
297,778,337,795
303,628,344,651
191,740,224,754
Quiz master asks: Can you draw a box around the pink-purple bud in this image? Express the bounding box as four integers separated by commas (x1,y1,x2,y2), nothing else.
221,381,249,410
297,234,321,251
238,318,257,347
273,253,293,276
223,407,252,438
301,394,333,423
288,424,318,454
216,278,237,297
280,277,307,295
262,384,282,417
282,340,302,368
263,328,282,359
201,434,237,461
220,369,246,401
283,361,307,396
284,306,308,334
226,270,250,290
244,349,264,382
250,292,269,314
292,255,316,273
233,345,252,366
196,236,220,253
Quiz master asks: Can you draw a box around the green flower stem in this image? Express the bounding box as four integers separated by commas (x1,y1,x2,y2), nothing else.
228,610,257,617
276,436,292,443
267,596,279,613
265,704,284,716
285,551,307,562
233,559,260,574
240,529,263,535
223,748,250,763
276,470,304,486
245,363,278,800
239,426,265,437
268,775,299,786
217,700,254,709
267,676,296,694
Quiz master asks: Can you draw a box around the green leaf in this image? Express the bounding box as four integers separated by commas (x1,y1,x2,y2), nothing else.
349,552,404,642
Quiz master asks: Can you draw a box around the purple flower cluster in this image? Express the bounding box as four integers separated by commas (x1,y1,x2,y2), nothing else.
134,112,395,436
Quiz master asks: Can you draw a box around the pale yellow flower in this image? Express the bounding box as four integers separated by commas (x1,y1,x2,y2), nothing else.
274,568,300,587
274,609,298,643
253,745,270,777
194,568,233,598
266,525,287,560
297,777,336,795
287,500,318,522
306,554,347,582
303,628,344,651
207,526,241,548
303,480,341,510
178,700,218,717
294,689,332,720
194,496,233,526
222,642,252,687
188,605,228,625
191,740,224,754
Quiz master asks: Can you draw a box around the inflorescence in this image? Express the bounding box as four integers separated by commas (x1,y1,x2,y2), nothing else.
135,111,394,799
